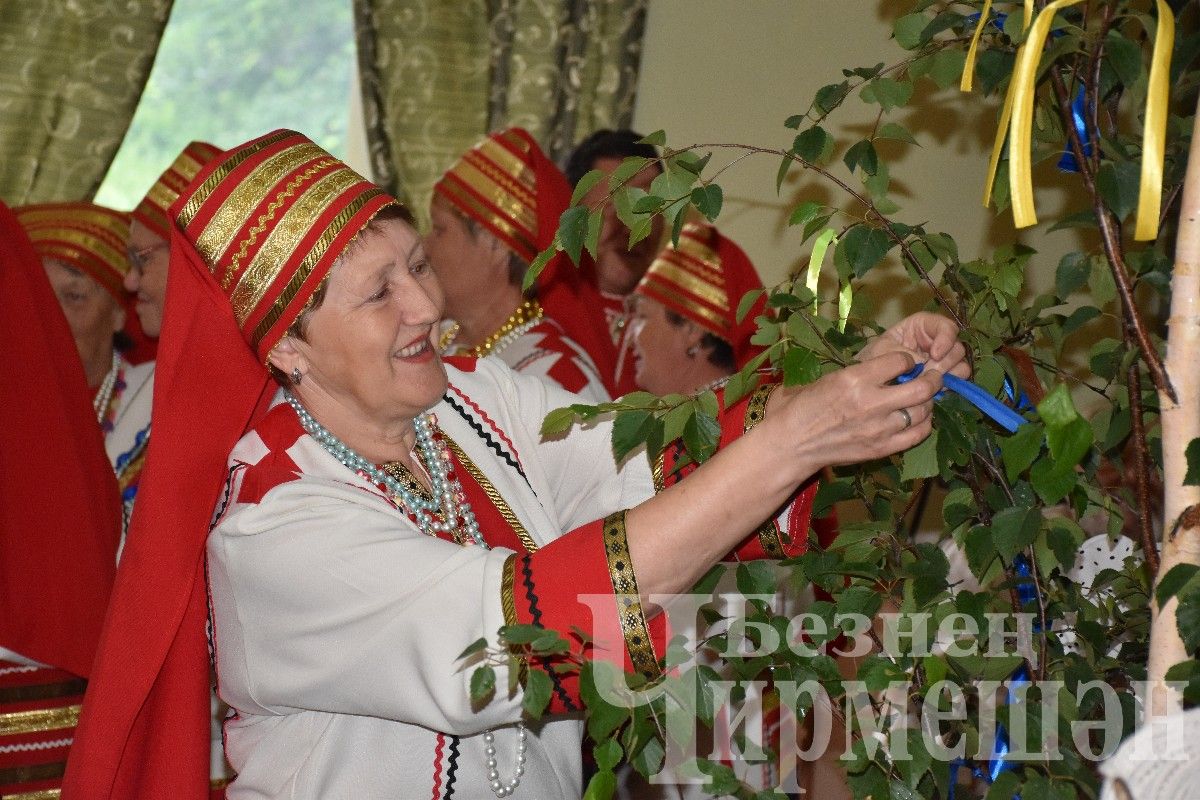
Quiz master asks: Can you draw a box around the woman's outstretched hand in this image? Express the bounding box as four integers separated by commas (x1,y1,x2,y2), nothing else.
858,311,970,380
764,350,945,479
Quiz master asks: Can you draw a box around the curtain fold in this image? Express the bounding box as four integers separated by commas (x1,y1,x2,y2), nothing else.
0,1,174,204
354,0,646,226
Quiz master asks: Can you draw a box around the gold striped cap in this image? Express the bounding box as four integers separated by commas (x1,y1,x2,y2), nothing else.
171,130,397,362
433,128,570,263
132,141,223,240
634,222,765,364
16,203,131,300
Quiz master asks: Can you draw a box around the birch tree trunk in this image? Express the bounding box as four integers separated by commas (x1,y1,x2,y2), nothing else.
1148,94,1200,719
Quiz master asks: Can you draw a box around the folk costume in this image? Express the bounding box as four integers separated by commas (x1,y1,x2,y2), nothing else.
434,128,612,402
18,203,154,544
62,131,819,800
0,202,123,799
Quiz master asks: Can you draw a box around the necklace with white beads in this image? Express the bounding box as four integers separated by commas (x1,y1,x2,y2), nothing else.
284,392,527,794
93,351,122,424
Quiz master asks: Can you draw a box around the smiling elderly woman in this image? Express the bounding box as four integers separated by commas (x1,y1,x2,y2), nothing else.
63,131,963,800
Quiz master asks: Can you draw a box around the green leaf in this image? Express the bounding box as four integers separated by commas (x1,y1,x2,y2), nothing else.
570,168,605,207
991,506,1041,560
857,655,908,693
630,735,665,777
540,406,578,437
876,122,918,145
522,668,553,717
1043,517,1086,575
470,665,496,703
682,410,720,463
776,154,795,192
608,156,651,191
893,13,928,49
788,200,825,228
843,139,879,175
792,126,834,164
558,205,590,266
1096,161,1141,221
1030,456,1078,504
638,130,666,147
784,114,805,129
523,241,558,291
1037,383,1079,429
987,772,1023,800
593,738,623,772
782,347,821,387
1158,565,1200,608
838,225,893,278
1178,583,1200,652
457,637,488,660
999,422,1045,482
927,48,967,90
1186,438,1200,485
736,561,778,596
861,77,913,112
611,409,653,464
1047,208,1099,233
736,287,765,324
1104,31,1144,87
1063,305,1100,335
690,184,723,221
890,780,923,800
1020,773,1075,800
1055,252,1090,297
901,429,939,480
813,81,850,115
947,653,1024,682
582,768,617,800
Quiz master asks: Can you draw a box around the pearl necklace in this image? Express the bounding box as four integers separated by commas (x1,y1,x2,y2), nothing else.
441,300,544,359
284,392,527,794
93,351,122,424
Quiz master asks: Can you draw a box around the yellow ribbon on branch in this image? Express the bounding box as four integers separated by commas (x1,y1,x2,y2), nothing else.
974,0,1174,237
1135,0,1174,241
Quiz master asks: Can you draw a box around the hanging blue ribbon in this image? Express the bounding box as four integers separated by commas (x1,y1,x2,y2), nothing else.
896,362,1039,796
1057,84,1092,173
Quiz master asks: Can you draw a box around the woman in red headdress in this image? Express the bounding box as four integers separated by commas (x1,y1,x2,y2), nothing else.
62,131,962,799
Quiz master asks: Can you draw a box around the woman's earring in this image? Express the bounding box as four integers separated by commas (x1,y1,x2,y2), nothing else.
686,345,698,358
291,368,303,385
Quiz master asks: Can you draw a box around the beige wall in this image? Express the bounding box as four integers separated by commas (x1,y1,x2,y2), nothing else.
632,0,1087,322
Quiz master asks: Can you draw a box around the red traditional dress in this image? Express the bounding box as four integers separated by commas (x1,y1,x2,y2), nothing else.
0,203,124,799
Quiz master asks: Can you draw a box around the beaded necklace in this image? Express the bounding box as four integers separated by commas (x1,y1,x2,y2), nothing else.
93,351,123,428
284,392,527,794
440,299,544,359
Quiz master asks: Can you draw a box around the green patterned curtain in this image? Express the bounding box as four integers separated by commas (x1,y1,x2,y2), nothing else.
0,0,173,204
354,0,646,226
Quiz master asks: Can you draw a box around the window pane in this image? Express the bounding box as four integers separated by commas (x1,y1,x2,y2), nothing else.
96,0,354,209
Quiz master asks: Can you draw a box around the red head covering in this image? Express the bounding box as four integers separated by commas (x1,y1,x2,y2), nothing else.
433,127,568,262
0,200,122,678
433,128,618,392
62,130,401,798
634,222,766,366
16,202,131,301
132,141,224,240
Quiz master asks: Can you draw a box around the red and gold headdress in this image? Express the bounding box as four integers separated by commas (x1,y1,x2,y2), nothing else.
433,127,570,263
16,203,130,301
132,141,223,240
635,222,766,365
174,129,396,361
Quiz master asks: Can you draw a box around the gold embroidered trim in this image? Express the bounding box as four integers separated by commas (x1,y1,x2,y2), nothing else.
501,554,519,628
602,511,659,680
744,383,785,556
0,704,80,736
438,175,539,258
465,145,536,211
249,189,387,351
444,438,538,553
176,129,293,228
3,789,62,800
230,164,357,321
381,461,434,503
651,450,665,494
226,156,338,296
646,260,728,314
195,143,326,285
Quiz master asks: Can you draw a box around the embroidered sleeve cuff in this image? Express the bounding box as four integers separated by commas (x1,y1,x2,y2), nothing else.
506,515,666,714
